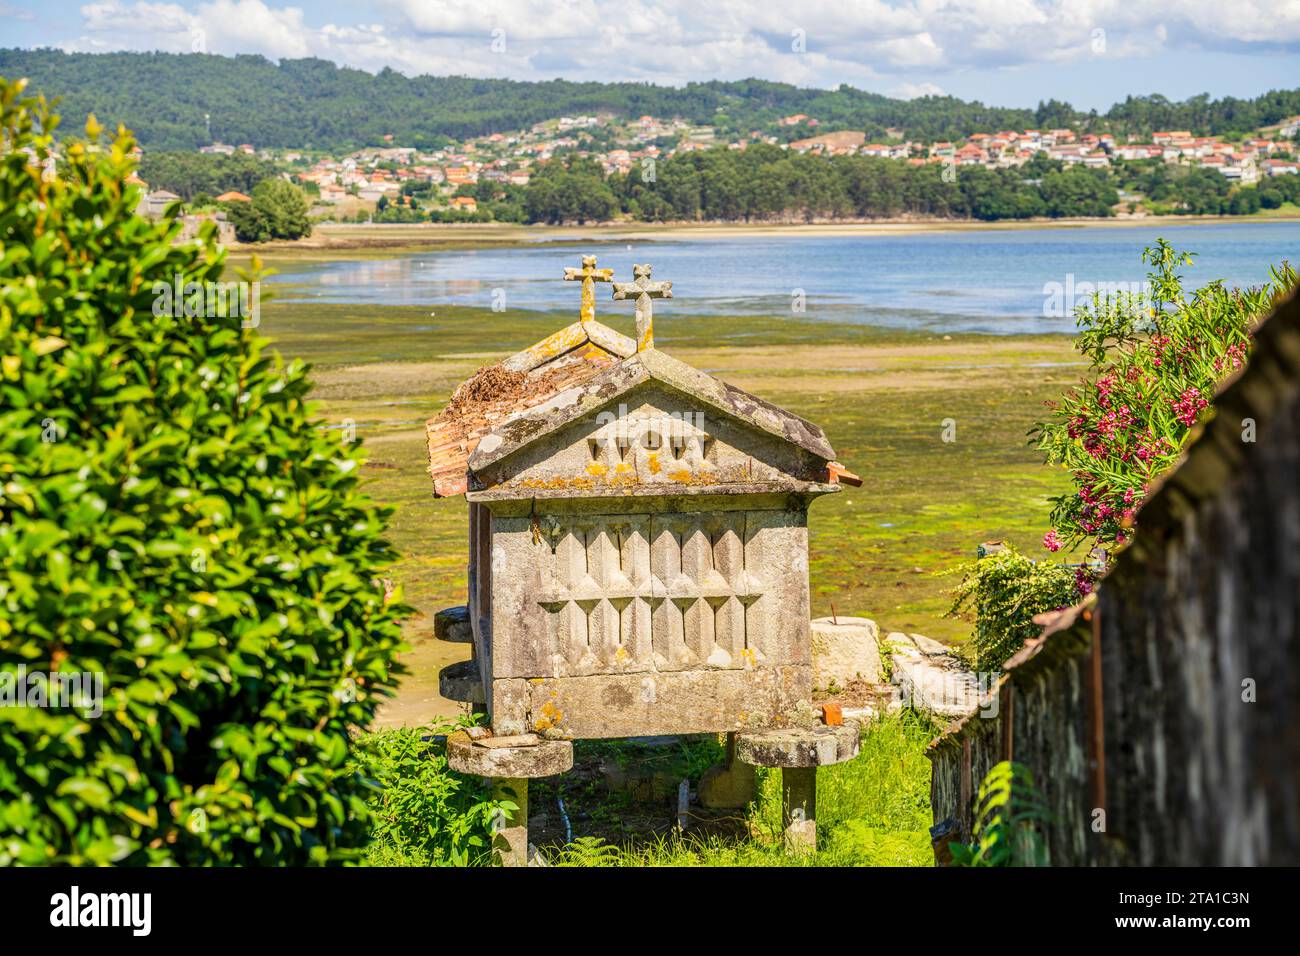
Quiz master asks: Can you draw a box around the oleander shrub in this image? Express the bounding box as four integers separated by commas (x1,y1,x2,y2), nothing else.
0,78,406,865
1033,240,1296,555
953,245,1295,668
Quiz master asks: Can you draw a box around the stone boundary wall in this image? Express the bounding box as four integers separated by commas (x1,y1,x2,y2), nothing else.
928,288,1300,866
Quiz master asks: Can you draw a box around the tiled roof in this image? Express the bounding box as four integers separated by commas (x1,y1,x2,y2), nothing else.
426,320,634,497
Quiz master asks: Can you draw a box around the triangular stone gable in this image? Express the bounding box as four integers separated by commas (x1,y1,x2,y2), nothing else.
466,349,838,498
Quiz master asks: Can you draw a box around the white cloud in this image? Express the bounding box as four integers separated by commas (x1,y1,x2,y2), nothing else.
890,81,946,99
58,0,1300,91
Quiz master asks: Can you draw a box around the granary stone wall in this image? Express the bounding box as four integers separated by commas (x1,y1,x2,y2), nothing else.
929,289,1300,866
481,494,814,738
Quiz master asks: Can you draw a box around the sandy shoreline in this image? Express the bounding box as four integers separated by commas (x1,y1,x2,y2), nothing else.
534,213,1300,240
231,213,1299,256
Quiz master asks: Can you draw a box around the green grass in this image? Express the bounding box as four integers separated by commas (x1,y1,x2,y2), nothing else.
546,712,940,867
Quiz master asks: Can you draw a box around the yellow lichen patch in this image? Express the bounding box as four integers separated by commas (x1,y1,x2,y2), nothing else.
647,453,661,474
534,698,564,731
613,462,633,474
615,646,628,661
525,325,586,363
586,462,609,477
515,476,595,491
668,469,694,483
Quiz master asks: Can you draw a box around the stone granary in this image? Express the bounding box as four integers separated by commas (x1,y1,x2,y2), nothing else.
426,255,862,862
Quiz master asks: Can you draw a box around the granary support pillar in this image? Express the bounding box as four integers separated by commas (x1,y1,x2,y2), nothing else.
780,767,818,852
698,732,758,809
489,777,530,867
445,730,574,867
736,721,861,854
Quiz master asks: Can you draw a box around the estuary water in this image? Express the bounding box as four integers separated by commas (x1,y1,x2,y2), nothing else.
270,220,1298,335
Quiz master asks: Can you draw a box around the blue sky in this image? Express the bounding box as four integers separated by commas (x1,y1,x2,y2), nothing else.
2,0,1297,111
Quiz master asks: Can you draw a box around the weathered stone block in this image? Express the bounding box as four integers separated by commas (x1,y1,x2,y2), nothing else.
434,604,472,643
889,633,982,716
810,616,881,689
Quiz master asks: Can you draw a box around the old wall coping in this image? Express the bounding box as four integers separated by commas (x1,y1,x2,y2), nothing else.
925,594,1095,756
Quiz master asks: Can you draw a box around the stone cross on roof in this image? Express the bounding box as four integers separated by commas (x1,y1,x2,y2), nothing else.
612,263,672,352
563,255,614,325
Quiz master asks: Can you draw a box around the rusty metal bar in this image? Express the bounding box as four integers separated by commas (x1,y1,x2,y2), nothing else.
1000,684,1014,763
1084,606,1106,815
959,736,973,838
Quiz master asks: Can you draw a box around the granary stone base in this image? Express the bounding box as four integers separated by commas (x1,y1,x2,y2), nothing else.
439,659,485,704
736,721,861,853
445,731,574,778
489,665,812,738
434,604,473,643
735,721,860,768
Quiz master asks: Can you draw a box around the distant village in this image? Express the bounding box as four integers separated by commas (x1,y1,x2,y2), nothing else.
133,109,1300,225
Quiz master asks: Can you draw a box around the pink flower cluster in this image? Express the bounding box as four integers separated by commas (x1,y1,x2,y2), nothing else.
1172,386,1208,428
1213,343,1248,373
1074,566,1096,597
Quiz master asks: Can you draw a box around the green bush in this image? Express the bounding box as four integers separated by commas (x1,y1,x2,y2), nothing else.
946,547,1078,670
0,78,406,865
352,722,512,867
